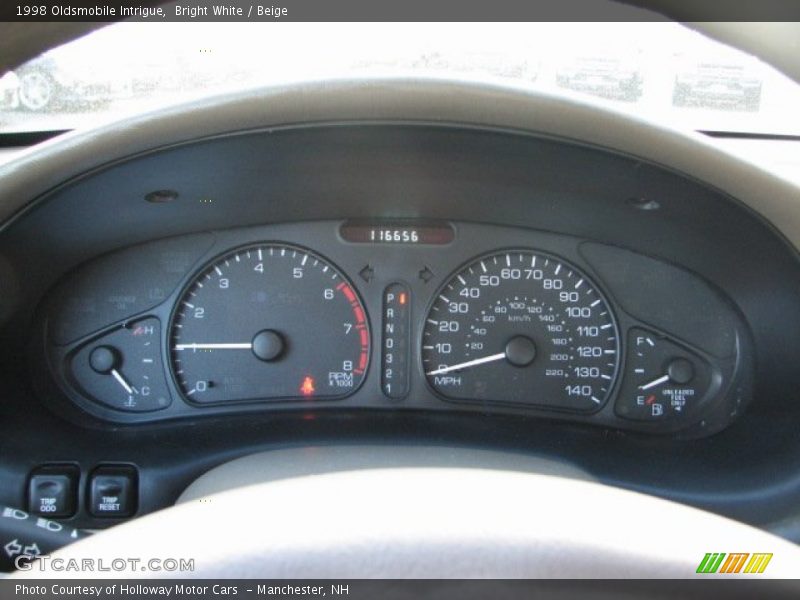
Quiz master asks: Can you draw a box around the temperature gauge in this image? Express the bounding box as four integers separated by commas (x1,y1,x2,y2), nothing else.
615,328,713,422
69,318,172,412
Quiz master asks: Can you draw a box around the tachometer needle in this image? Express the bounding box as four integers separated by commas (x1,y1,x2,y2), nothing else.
110,368,136,395
174,343,253,350
638,374,670,391
426,352,507,376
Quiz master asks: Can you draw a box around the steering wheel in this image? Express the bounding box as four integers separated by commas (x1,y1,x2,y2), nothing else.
2,78,799,582
12,446,800,579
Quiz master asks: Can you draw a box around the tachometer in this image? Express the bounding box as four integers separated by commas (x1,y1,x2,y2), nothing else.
422,250,619,411
170,244,369,404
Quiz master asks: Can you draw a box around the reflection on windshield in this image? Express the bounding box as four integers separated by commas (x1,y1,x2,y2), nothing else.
1,22,798,135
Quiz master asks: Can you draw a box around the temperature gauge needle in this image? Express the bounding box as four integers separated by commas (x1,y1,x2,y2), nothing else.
426,352,507,376
110,368,137,395
638,374,670,391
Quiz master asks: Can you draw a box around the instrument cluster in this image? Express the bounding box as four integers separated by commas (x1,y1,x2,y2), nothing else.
36,220,752,438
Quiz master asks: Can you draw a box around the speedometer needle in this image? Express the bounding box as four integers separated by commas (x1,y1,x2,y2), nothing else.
174,343,253,350
426,353,507,376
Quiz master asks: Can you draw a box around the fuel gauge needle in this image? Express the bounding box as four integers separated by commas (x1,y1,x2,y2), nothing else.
426,352,507,376
638,374,670,391
110,368,137,395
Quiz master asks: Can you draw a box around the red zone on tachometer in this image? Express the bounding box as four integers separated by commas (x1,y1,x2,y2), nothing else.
338,281,369,375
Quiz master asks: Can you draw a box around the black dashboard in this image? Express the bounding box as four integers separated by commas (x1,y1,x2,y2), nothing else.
2,118,800,539
36,219,749,438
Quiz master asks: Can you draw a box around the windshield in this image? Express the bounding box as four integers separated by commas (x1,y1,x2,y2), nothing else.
1,21,799,135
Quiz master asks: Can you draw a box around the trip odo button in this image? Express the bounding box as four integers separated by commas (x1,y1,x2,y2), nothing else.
28,466,78,518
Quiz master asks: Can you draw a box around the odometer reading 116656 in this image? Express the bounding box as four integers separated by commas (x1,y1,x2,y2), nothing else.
171,244,370,404
422,250,619,411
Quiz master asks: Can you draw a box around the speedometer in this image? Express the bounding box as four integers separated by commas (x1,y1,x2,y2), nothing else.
422,250,619,411
170,244,370,404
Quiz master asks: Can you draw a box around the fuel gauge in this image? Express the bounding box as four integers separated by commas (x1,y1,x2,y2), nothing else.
615,328,713,422
69,317,172,412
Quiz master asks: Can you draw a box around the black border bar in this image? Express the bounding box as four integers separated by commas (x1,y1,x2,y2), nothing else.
4,579,800,599
1,0,799,22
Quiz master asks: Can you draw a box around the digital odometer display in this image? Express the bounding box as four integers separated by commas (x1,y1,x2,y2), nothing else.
340,221,455,245
422,250,619,411
170,244,369,404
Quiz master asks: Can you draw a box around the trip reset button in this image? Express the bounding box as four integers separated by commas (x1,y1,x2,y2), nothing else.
88,466,138,518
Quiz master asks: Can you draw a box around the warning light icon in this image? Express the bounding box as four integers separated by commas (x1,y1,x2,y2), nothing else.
300,376,316,396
